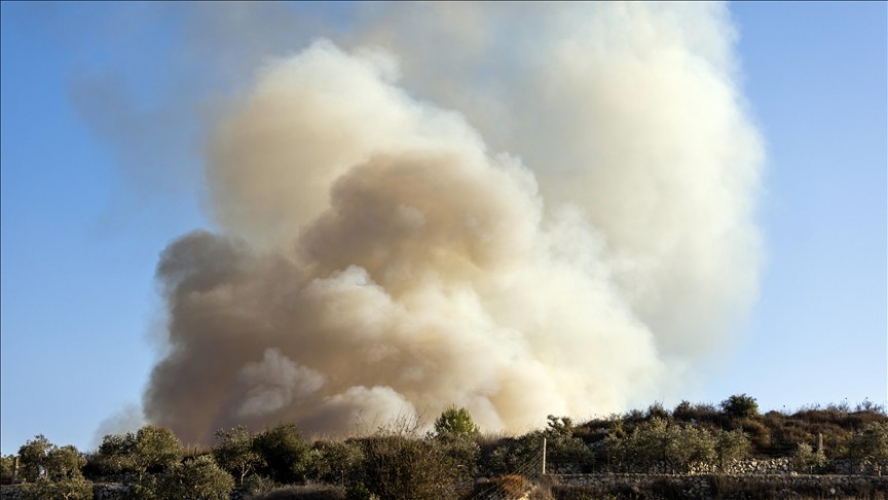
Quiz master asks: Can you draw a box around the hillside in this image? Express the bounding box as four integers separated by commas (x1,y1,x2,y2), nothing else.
1,396,886,499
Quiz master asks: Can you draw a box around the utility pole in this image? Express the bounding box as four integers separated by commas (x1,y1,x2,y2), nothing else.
541,437,547,476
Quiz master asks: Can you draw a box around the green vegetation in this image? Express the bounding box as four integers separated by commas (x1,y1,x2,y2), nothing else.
1,397,886,500
252,423,312,484
213,426,262,486
434,406,480,438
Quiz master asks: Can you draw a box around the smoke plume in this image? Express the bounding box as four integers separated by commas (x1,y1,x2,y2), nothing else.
144,3,763,445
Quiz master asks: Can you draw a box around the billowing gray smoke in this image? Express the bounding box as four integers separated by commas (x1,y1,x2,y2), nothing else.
144,3,763,445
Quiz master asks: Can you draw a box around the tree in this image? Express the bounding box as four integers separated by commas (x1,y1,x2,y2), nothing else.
546,415,574,437
620,419,716,474
792,442,826,473
358,435,463,500
1,455,15,484
45,445,86,480
252,423,311,484
161,455,234,500
94,432,138,476
670,425,716,472
308,439,365,486
646,403,671,421
132,425,182,480
721,394,759,419
213,426,262,486
18,435,53,482
714,429,751,471
849,421,888,476
18,437,88,490
434,406,479,438
22,476,93,500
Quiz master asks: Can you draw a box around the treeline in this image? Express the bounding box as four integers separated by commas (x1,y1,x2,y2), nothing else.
1,397,886,500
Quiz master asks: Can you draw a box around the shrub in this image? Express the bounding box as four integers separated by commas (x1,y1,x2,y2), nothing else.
253,424,311,484
21,476,93,500
646,403,670,421
250,484,347,500
434,406,479,438
672,401,719,423
17,435,52,482
356,434,464,500
0,455,15,484
792,442,826,473
482,474,533,498
46,445,87,481
307,439,364,486
714,429,750,470
721,394,760,419
848,421,888,475
92,432,138,477
214,425,263,486
162,455,234,500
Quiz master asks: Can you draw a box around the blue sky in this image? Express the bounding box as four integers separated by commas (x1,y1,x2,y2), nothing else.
1,2,885,454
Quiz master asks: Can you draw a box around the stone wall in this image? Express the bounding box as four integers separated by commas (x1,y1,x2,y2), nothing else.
552,473,888,500
3,472,885,500
1,483,130,500
688,457,793,475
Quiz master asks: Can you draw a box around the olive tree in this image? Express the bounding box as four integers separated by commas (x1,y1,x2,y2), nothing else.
714,429,751,471
162,455,234,500
22,476,93,500
95,432,138,476
46,445,87,480
793,442,826,473
252,423,311,484
308,439,365,486
213,426,262,486
849,421,888,476
620,419,716,473
1,455,15,484
18,435,53,481
121,426,181,481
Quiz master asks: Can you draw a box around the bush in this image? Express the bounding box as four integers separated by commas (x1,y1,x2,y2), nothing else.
477,474,533,499
92,432,138,477
345,482,378,500
253,424,311,484
792,442,826,473
848,421,888,475
18,435,52,482
434,407,480,438
21,476,93,500
132,425,182,479
162,455,234,500
477,432,546,477
240,474,278,499
307,439,364,486
0,455,15,484
214,426,263,486
646,403,670,421
97,425,182,481
256,484,347,500
357,435,464,500
714,429,751,470
672,401,719,423
46,445,87,481
721,394,759,419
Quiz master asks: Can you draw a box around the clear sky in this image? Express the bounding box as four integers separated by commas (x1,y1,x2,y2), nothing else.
1,2,885,454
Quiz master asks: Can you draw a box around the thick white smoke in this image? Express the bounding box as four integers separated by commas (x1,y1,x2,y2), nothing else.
144,3,763,445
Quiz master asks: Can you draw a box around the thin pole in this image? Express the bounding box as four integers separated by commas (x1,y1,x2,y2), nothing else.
541,437,547,476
